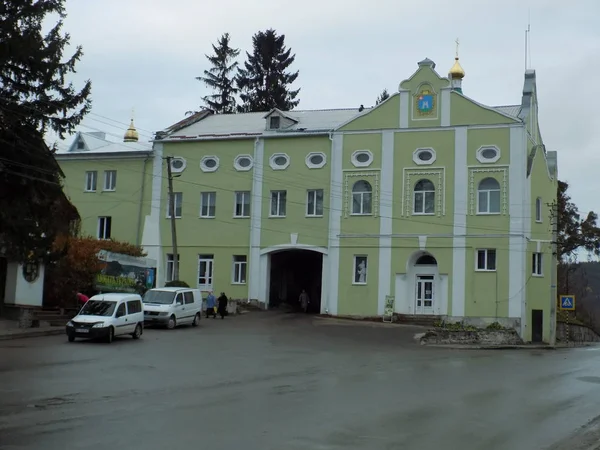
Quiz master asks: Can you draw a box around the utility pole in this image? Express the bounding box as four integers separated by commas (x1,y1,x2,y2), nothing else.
549,201,558,346
165,156,179,281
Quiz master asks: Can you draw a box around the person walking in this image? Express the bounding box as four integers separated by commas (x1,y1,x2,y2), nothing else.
206,291,217,318
217,292,228,319
299,289,310,313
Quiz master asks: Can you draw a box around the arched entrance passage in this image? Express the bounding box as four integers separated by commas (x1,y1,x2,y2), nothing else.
259,246,327,314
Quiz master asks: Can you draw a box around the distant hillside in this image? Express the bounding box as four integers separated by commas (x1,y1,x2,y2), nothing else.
561,262,600,332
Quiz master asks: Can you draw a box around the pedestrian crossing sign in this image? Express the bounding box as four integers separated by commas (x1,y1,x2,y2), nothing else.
559,295,575,311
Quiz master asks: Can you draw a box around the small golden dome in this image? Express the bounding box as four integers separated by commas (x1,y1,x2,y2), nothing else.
123,119,139,142
449,57,465,79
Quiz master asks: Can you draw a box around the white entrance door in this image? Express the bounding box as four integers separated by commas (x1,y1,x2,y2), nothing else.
198,255,214,292
415,275,434,315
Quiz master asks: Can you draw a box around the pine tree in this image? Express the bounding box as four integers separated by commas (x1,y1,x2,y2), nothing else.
236,29,300,112
376,89,390,105
0,0,91,263
196,33,240,114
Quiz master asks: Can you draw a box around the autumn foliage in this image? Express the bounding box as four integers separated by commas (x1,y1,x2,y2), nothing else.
44,236,146,308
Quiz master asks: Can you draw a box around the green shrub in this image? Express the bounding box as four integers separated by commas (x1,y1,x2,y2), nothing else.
165,280,190,288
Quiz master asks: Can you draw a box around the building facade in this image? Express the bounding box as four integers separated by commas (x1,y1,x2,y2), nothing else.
56,56,558,343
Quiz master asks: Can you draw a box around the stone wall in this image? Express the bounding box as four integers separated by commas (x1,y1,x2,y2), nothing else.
420,329,524,346
556,323,600,343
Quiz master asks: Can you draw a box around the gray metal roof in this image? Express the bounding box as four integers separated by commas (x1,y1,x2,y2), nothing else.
493,105,521,118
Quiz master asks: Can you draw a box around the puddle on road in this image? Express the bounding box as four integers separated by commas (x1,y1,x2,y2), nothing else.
27,396,77,410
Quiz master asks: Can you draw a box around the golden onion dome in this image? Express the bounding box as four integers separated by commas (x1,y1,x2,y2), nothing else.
449,57,465,79
123,119,139,142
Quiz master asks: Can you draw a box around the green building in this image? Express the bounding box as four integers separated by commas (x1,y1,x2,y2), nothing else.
56,55,558,343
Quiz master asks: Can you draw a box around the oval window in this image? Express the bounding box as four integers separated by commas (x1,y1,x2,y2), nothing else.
310,154,324,165
172,159,184,169
238,157,251,167
274,156,288,166
418,151,433,161
481,148,498,160
355,152,370,163
204,158,217,168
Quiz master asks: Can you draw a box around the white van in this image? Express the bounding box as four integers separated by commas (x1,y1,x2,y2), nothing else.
142,287,202,329
66,293,144,343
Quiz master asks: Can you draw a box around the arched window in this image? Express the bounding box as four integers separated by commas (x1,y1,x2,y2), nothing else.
477,177,501,214
415,254,437,265
352,180,372,215
413,179,435,214
535,197,542,222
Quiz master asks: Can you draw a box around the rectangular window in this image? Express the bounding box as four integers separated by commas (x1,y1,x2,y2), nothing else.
532,252,543,276
353,255,368,284
476,249,496,271
97,216,112,239
269,116,280,129
184,291,194,304
166,253,180,282
103,170,117,191
306,189,324,217
232,255,247,284
270,190,287,217
85,171,97,192
200,192,216,218
234,191,251,218
167,192,183,218
535,197,543,222
198,254,214,289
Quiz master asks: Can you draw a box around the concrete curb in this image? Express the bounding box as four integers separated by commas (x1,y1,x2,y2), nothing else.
0,328,64,341
421,343,599,350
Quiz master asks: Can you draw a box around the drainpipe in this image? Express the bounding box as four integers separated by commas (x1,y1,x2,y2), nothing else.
136,155,150,246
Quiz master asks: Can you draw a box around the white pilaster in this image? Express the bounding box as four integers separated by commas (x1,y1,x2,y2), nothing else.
441,88,451,127
248,138,264,301
452,127,467,317
327,133,343,315
378,131,394,315
141,142,163,286
508,126,527,331
399,90,410,129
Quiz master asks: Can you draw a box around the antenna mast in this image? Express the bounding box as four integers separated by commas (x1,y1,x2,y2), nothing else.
525,10,531,70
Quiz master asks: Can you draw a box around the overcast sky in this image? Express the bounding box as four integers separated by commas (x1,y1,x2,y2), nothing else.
56,0,599,224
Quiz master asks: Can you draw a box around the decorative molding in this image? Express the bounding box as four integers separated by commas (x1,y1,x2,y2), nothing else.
468,165,508,215
200,155,220,173
412,147,436,165
351,149,373,168
343,171,380,218
476,145,501,164
170,157,187,173
401,167,445,217
269,153,290,170
305,152,327,169
233,154,254,172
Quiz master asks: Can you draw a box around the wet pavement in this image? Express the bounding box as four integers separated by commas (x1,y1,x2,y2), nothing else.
1,312,600,450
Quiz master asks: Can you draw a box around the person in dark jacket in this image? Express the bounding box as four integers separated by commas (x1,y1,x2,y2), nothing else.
217,292,228,319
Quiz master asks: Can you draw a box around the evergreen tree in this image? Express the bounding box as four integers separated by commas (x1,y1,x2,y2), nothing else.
0,0,91,263
236,29,300,112
196,33,240,114
376,89,390,105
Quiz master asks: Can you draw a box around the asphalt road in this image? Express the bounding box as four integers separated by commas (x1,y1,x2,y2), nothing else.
1,312,600,450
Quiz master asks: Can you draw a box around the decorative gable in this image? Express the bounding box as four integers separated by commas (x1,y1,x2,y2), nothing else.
263,108,298,131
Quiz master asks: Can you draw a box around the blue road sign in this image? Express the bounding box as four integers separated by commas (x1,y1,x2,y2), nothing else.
559,295,575,311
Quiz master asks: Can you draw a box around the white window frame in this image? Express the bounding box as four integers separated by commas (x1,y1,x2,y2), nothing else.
412,148,436,165
269,153,290,170
535,197,542,222
170,157,187,173
351,180,373,216
306,189,324,217
232,255,247,284
233,154,254,172
200,191,216,218
85,171,97,192
351,150,373,168
200,155,220,173
103,170,117,191
476,249,497,272
477,178,501,215
532,252,543,276
270,190,287,217
305,152,327,169
412,179,435,215
197,254,214,290
97,216,112,240
166,192,183,218
166,253,180,282
476,145,501,164
353,255,368,285
234,191,251,218
269,116,281,130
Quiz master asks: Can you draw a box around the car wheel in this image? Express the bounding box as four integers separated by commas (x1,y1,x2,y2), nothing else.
192,313,200,327
106,327,114,343
132,324,142,339
67,333,75,342
167,316,176,330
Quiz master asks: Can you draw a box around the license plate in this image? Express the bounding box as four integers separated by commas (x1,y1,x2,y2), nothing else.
78,328,89,333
